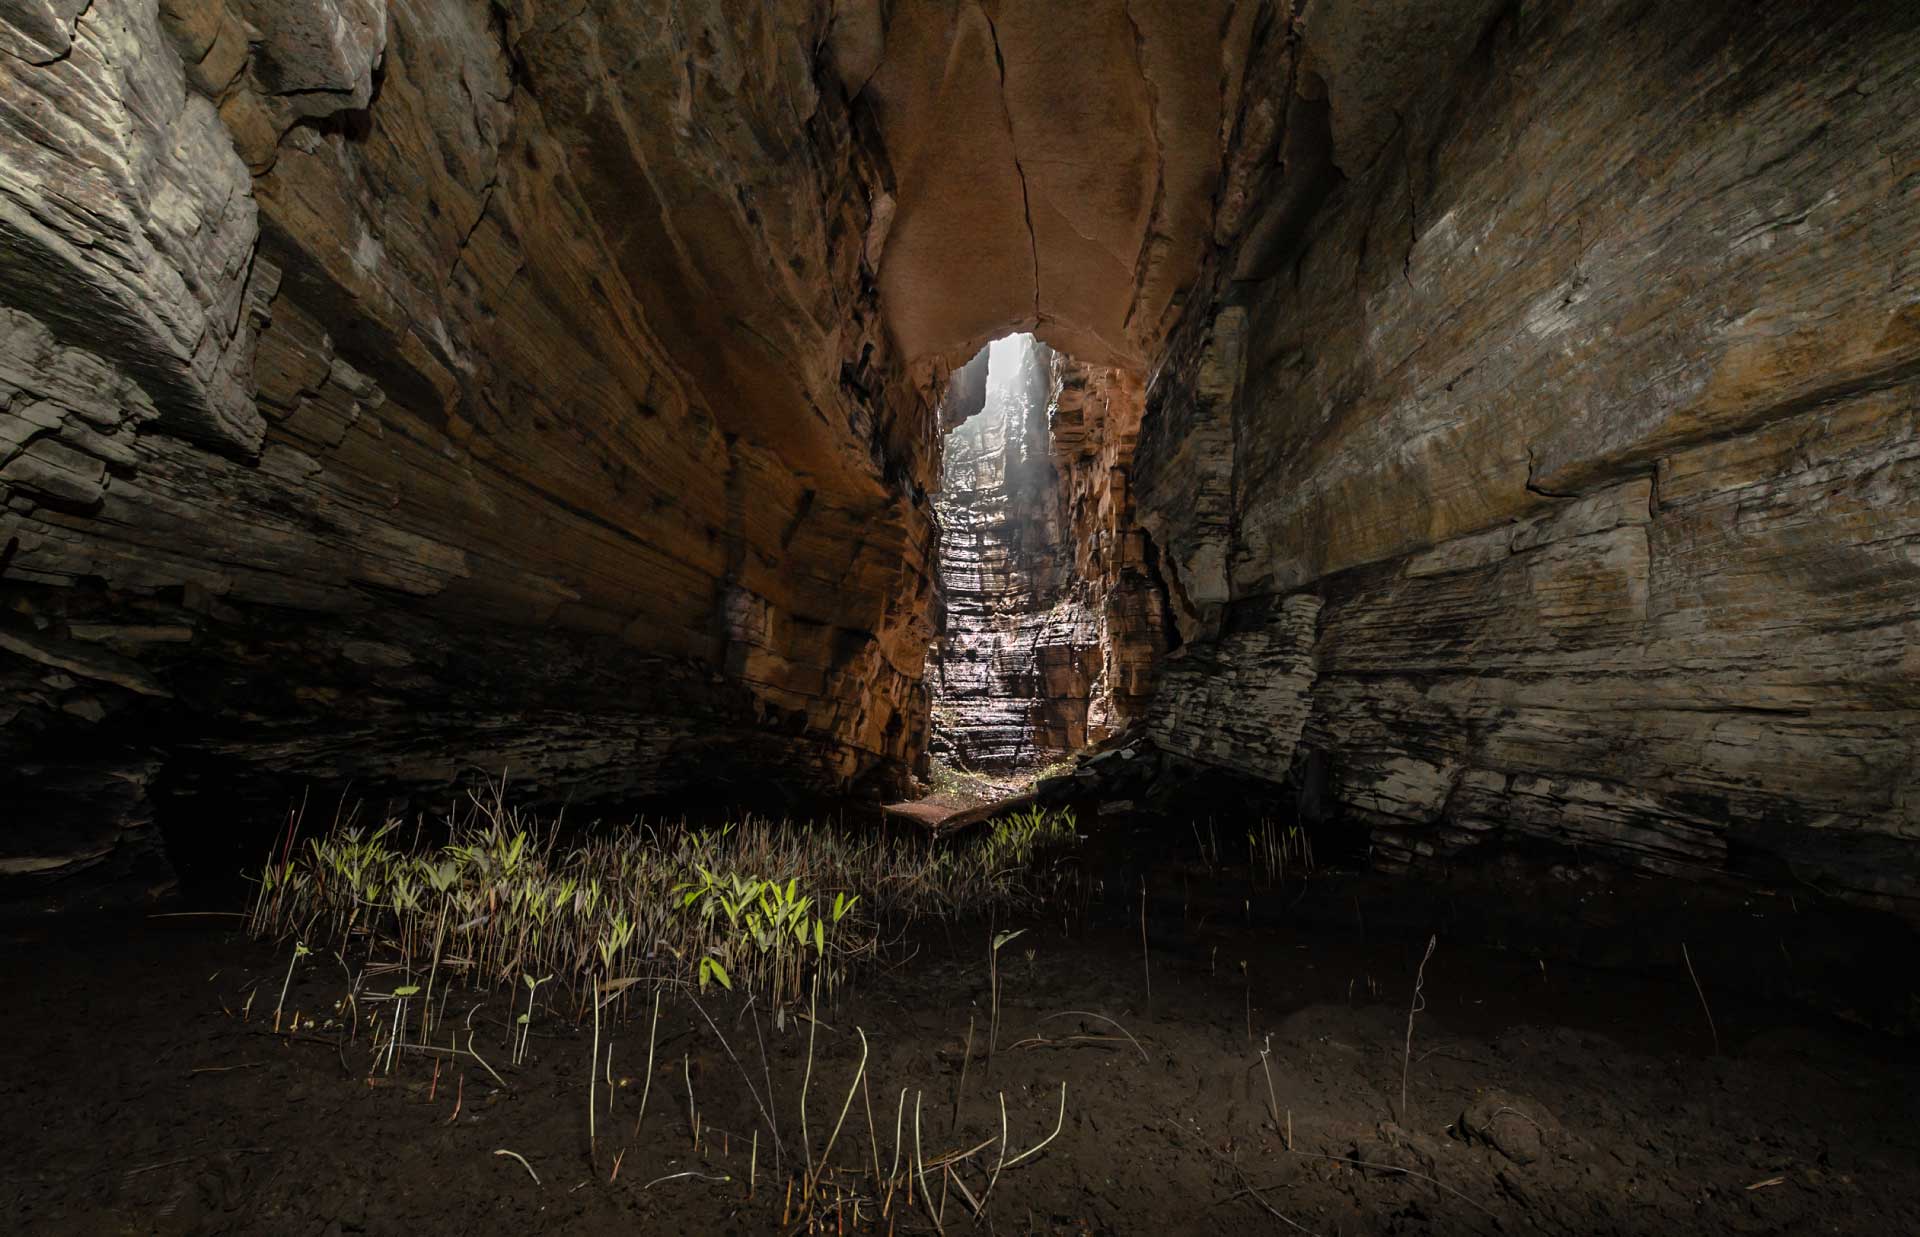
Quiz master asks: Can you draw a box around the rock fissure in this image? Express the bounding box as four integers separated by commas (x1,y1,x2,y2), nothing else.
974,2,1042,331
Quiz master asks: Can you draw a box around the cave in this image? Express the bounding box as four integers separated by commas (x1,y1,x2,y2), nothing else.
3,1,1918,1232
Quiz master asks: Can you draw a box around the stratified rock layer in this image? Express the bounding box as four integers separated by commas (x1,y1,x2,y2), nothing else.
1132,0,1920,912
929,337,1166,770
1,0,952,890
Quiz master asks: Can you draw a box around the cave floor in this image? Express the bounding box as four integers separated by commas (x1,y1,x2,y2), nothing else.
5,883,1918,1236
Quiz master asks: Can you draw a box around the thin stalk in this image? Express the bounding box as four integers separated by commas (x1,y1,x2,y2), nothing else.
976,1091,1010,1215
1400,935,1437,1122
589,977,600,1158
1140,876,1151,1019
1002,1081,1068,1168
953,1014,974,1133
914,1090,944,1236
632,988,660,1138
686,994,786,1163
809,1027,868,1192
683,1053,699,1150
801,970,820,1178
1682,941,1719,1055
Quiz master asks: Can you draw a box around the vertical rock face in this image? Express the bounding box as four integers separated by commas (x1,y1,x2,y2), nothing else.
1046,353,1168,740
1131,0,1920,914
2,0,953,892
931,337,1064,767
929,336,1166,770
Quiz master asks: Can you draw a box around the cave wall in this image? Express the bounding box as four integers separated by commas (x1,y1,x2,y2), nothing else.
0,0,954,890
1134,0,1920,912
930,337,1066,767
1046,353,1167,743
1,0,1248,893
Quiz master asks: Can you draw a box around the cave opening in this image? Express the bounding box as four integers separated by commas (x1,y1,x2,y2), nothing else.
923,332,1170,806
929,333,1073,774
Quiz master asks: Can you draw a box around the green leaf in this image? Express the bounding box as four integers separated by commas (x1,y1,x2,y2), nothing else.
393,985,420,997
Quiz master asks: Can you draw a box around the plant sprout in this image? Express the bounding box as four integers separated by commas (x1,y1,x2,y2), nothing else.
515,973,552,1066
273,940,310,1034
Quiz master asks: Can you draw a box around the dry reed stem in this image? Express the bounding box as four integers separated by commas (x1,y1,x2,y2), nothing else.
1401,935,1437,1122
1037,1010,1147,1063
1682,942,1719,1055
493,1148,540,1185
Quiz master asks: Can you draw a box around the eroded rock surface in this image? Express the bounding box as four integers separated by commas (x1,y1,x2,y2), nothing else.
929,336,1165,769
1132,0,1920,913
2,0,954,891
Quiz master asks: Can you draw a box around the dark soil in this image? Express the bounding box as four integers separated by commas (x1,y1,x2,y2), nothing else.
6,848,1919,1235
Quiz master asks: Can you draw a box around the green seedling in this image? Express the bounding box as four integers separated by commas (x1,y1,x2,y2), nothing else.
515,973,552,1066
248,793,1083,1033
273,941,310,1034
386,984,420,1074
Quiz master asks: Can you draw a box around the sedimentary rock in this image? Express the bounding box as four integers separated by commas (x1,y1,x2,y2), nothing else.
1,0,954,891
929,337,1166,769
0,0,1230,891
1149,594,1321,779
862,0,1256,371
1131,0,1920,913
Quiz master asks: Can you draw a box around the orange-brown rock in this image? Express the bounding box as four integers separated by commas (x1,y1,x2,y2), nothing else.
2,0,952,889
928,337,1166,770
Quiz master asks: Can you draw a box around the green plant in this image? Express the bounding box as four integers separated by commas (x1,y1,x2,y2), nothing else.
248,790,1083,1038
384,983,419,1074
697,956,732,994
273,940,310,1034
515,973,552,1067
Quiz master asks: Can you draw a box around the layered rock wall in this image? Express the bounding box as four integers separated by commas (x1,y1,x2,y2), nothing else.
930,338,1166,769
1133,0,1920,911
0,0,950,890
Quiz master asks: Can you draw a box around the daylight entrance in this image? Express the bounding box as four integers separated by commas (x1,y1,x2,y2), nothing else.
928,334,1091,778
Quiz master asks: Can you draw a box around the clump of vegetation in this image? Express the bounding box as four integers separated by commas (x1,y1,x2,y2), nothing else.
925,756,1010,807
925,754,1080,808
1246,817,1315,889
247,787,1078,1022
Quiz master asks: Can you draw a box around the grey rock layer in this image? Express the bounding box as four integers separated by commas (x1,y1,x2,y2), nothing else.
1131,0,1920,914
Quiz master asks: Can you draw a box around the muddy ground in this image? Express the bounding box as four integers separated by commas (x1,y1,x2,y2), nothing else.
5,831,1919,1235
